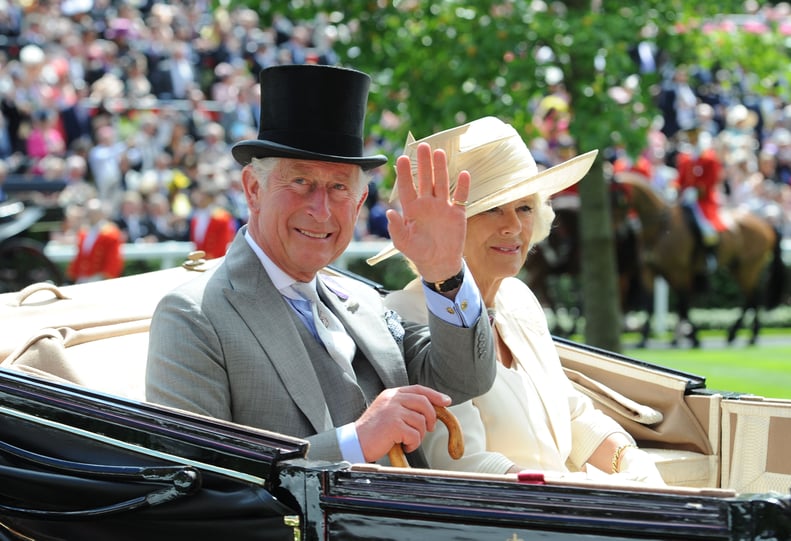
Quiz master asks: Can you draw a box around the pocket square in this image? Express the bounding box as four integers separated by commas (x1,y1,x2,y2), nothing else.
384,310,405,345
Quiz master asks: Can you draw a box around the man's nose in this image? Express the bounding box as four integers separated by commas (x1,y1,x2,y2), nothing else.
306,187,332,220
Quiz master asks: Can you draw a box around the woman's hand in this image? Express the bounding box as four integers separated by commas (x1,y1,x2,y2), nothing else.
615,447,666,485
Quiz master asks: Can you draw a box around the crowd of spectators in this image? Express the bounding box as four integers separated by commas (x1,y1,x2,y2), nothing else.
606,17,791,241
0,1,789,278
651,61,791,240
527,23,791,244
0,0,387,269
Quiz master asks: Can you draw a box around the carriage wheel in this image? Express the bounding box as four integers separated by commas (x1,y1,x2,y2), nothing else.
0,238,64,293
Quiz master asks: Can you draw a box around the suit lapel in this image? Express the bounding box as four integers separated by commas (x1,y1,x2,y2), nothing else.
499,303,569,453
223,236,332,432
318,276,408,389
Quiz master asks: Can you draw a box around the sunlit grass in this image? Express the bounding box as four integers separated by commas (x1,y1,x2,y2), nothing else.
621,334,791,400
549,305,791,400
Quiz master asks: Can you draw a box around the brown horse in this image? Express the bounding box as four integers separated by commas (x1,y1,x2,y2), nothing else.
616,174,785,347
523,207,582,336
524,197,644,337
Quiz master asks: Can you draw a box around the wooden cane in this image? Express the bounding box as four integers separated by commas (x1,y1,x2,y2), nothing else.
387,405,464,468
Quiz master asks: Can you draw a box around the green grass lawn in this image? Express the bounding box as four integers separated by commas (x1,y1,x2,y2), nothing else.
621,330,791,400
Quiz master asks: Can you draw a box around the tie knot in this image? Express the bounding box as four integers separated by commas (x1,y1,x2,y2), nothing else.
291,281,320,304
288,279,357,378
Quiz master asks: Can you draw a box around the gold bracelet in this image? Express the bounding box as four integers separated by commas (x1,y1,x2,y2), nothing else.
611,444,637,473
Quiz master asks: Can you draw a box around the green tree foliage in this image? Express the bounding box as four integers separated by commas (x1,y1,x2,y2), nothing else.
223,0,788,349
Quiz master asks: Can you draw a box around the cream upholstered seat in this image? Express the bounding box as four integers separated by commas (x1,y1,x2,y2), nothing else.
558,342,721,489
1,319,150,401
0,258,220,401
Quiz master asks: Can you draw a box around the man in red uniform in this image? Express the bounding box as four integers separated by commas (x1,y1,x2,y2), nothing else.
674,126,726,271
67,198,124,283
189,165,238,259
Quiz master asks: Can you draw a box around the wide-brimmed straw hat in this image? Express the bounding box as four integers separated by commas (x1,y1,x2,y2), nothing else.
231,64,387,170
366,116,597,265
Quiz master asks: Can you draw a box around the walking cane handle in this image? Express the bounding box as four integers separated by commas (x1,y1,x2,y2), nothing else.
387,405,464,468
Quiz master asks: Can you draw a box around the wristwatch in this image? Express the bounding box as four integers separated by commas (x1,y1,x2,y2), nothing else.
423,267,465,293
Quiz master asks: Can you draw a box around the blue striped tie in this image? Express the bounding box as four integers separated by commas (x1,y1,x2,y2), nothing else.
291,282,357,379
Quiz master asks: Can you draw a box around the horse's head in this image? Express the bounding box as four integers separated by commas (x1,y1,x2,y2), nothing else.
611,170,669,220
609,177,633,212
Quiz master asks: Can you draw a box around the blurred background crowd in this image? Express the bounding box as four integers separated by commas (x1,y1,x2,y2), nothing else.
0,0,388,274
0,0,790,282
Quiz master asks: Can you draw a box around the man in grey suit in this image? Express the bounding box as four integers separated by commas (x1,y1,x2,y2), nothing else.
146,64,496,466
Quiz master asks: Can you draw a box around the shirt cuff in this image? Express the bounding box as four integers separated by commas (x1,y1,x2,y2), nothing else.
423,262,483,327
337,422,366,464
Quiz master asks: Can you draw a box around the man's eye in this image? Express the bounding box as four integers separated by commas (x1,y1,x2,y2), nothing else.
331,183,348,191
293,177,308,185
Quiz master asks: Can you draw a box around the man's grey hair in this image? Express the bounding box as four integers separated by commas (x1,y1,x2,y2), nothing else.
249,157,371,198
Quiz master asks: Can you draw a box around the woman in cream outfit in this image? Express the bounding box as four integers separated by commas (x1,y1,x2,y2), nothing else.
370,117,664,483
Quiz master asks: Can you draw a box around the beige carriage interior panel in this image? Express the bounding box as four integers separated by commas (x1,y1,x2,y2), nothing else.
644,393,722,488
557,342,713,455
557,342,722,488
0,319,151,401
721,397,791,494
0,259,219,362
685,394,722,456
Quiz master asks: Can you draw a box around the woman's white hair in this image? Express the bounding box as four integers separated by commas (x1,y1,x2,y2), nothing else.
530,193,556,248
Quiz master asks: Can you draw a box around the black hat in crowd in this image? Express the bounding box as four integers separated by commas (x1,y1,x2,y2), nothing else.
231,64,388,170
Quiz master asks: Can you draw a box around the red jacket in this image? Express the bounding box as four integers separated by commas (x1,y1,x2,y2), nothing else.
67,222,124,282
675,149,726,231
190,207,236,259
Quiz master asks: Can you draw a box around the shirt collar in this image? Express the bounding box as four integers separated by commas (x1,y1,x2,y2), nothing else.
243,229,316,300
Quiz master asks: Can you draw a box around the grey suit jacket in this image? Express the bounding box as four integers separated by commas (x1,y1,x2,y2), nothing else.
146,229,495,462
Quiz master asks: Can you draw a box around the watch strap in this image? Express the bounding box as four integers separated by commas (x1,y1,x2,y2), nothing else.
423,267,465,293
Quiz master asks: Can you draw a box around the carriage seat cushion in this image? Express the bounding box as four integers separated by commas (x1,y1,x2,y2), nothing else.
643,448,719,488
0,319,151,402
565,369,716,487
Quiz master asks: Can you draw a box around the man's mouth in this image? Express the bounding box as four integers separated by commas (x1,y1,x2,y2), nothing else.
298,229,331,239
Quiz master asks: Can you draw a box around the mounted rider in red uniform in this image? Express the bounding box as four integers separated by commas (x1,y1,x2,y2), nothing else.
673,126,726,271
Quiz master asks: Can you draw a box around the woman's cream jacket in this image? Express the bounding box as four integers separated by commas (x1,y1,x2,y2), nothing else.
385,276,630,474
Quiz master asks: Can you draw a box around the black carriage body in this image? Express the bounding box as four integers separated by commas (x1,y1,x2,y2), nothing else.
0,369,306,540
285,465,791,541
1,368,789,541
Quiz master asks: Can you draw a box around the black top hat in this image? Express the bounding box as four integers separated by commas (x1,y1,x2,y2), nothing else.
231,64,388,171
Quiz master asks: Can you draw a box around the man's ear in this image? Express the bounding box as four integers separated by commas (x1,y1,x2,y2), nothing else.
241,166,260,210
356,187,369,214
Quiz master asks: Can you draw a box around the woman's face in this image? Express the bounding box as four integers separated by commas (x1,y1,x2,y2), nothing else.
464,196,536,290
